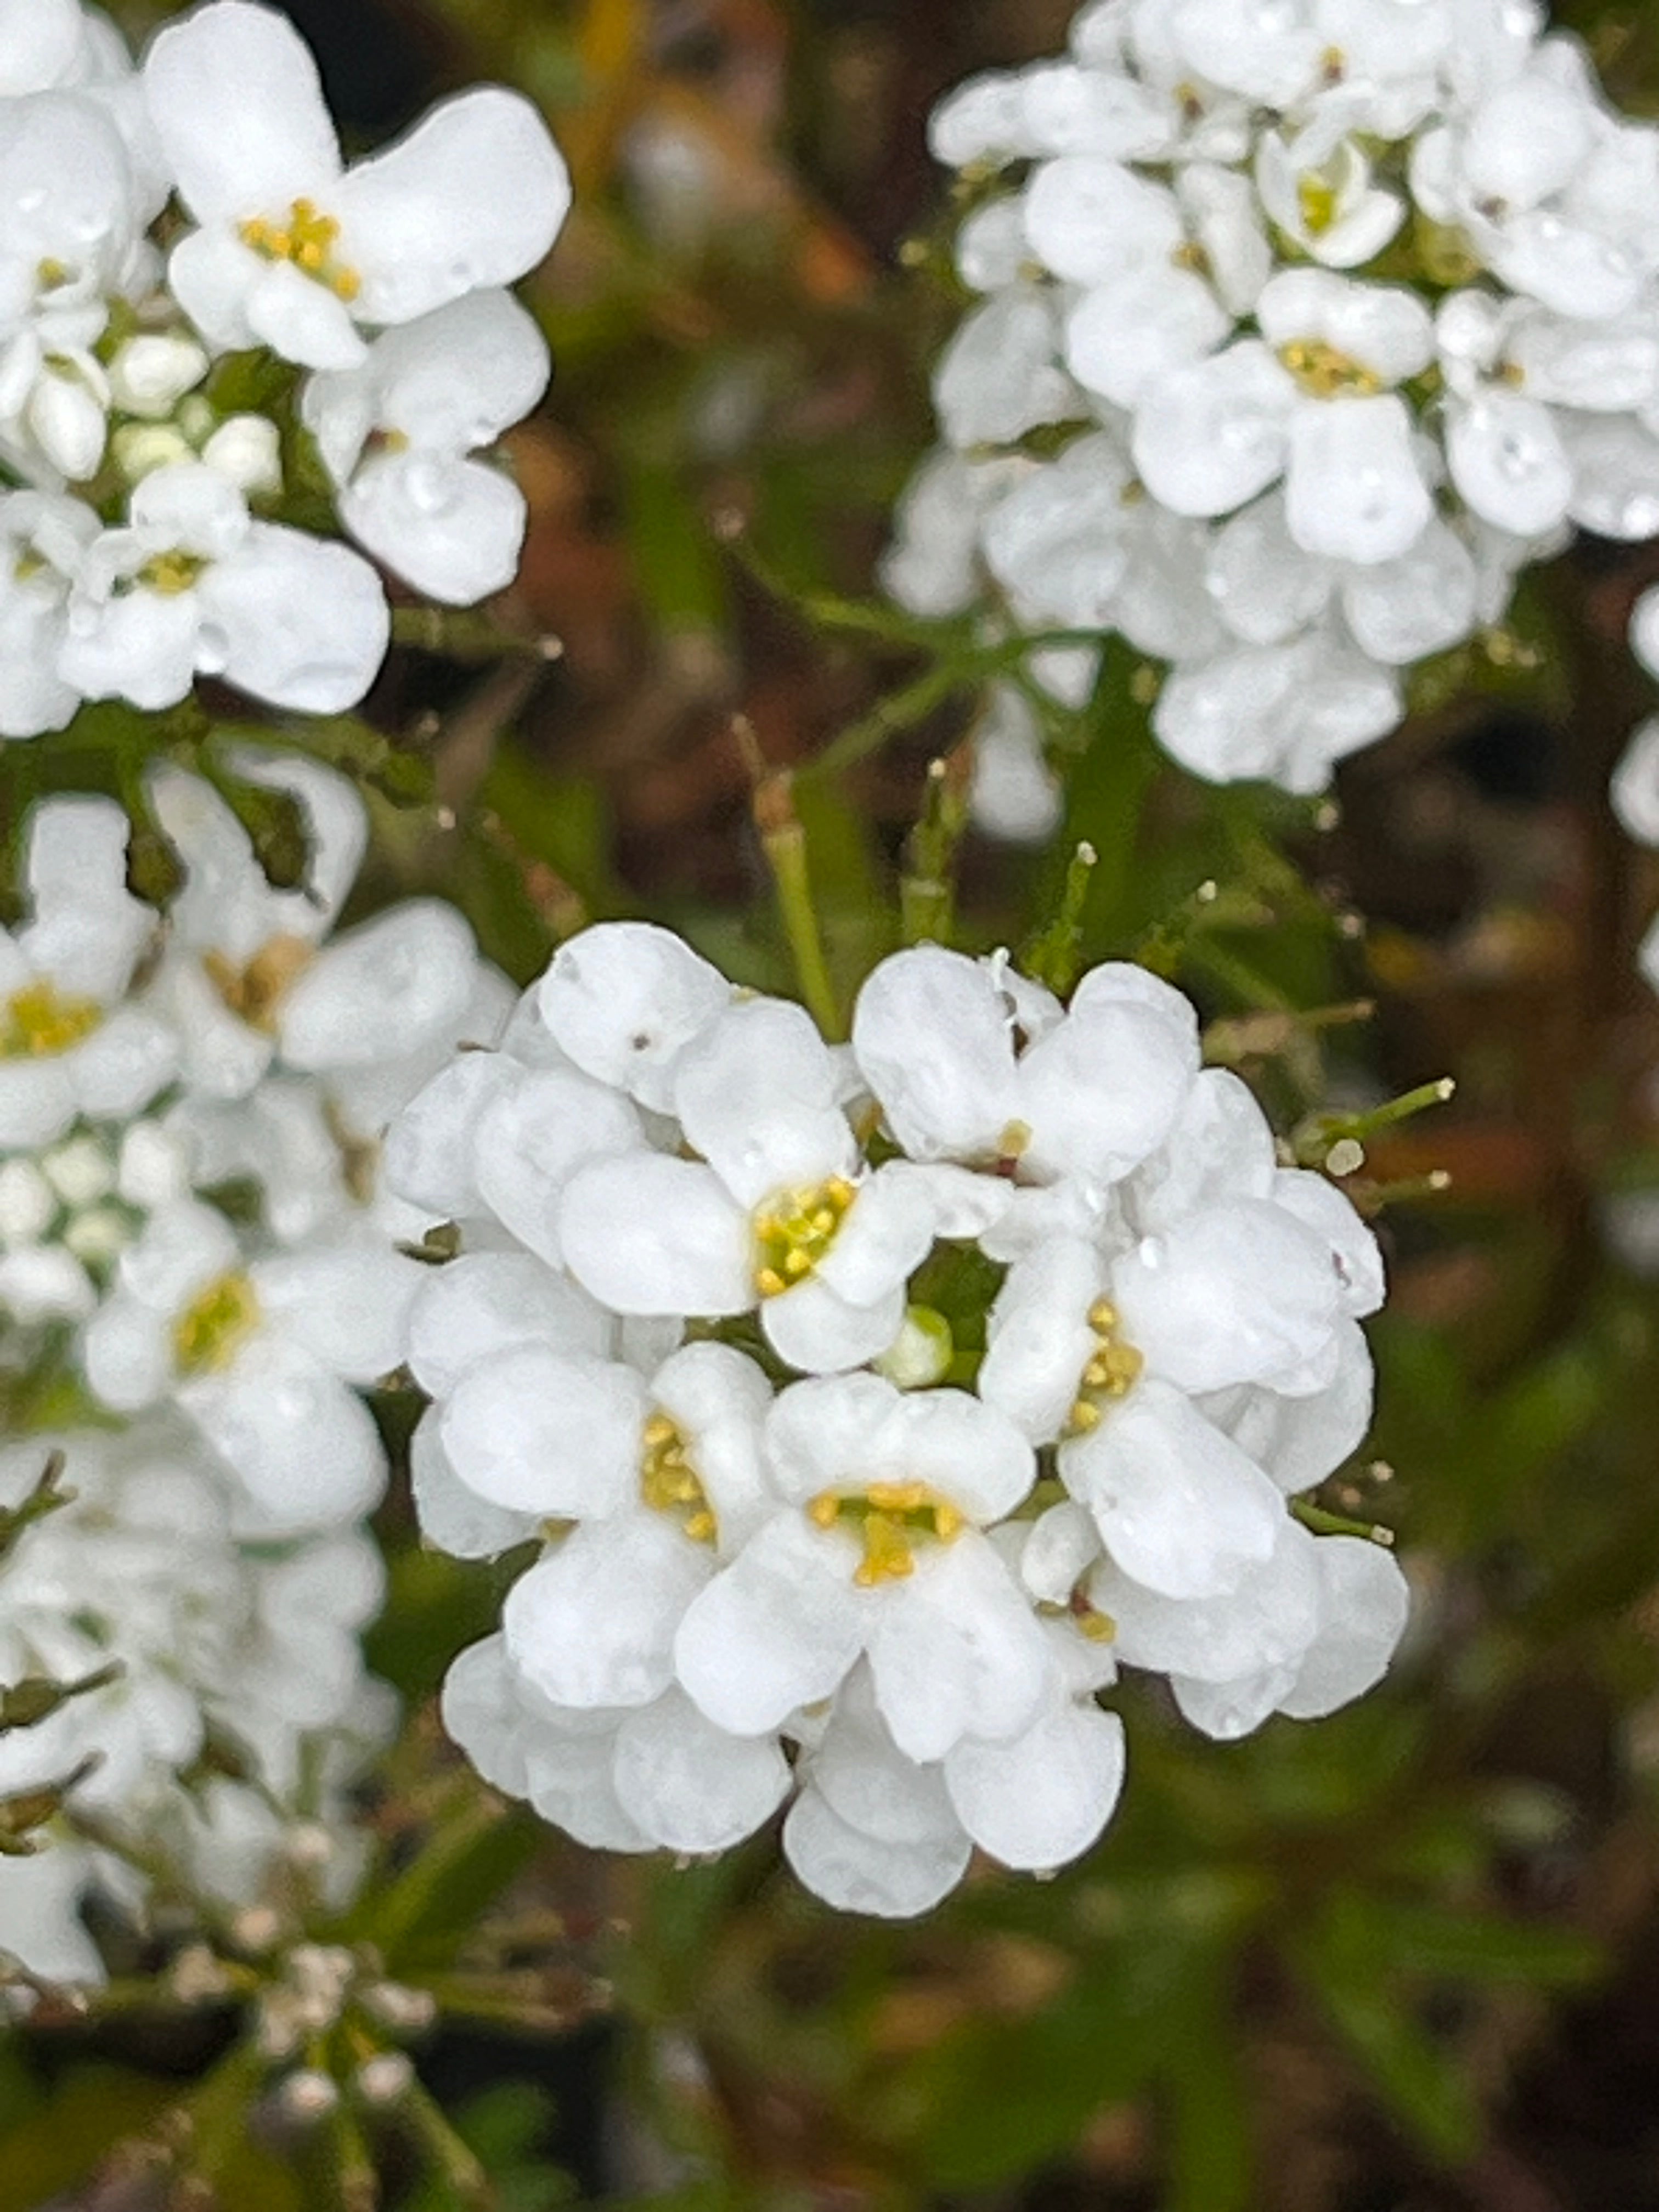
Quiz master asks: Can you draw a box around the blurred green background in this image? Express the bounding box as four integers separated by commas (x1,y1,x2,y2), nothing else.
9,2,1659,2207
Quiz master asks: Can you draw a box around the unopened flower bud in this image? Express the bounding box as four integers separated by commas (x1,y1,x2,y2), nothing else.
202,414,283,498
109,334,209,418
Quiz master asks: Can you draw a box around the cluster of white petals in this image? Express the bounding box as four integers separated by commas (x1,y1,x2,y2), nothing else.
391,923,1408,1916
0,1414,393,1995
893,0,1659,823
1,756,510,1534
0,0,568,740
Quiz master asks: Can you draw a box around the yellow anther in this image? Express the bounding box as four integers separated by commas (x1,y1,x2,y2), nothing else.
1171,239,1211,276
1068,1399,1103,1435
173,1271,261,1376
809,1481,968,1584
1277,338,1384,399
639,1410,719,1546
204,934,314,1032
1086,1299,1119,1335
1068,1298,1146,1432
1320,43,1346,81
1079,1608,1117,1644
139,550,207,597
238,198,362,304
1,981,103,1060
1297,173,1342,236
752,1175,859,1298
36,258,70,289
998,1119,1033,1161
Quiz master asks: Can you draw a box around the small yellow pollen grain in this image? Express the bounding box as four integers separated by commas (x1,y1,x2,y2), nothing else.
756,1267,788,1298
1068,1399,1103,1434
810,1482,967,1584
1079,1609,1117,1645
998,1119,1033,1161
1,980,103,1060
809,1494,842,1529
173,1271,261,1377
639,1411,719,1546
140,549,207,597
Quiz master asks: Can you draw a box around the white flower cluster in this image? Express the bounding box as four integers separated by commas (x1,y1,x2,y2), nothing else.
390,923,1409,1917
0,1415,392,1995
0,0,568,739
1,757,509,1533
891,0,1659,821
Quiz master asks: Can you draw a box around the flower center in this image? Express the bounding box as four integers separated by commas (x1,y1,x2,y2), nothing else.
1277,338,1384,399
809,1481,965,1588
1066,1297,1145,1436
752,1176,856,1298
238,199,363,304
1296,172,1344,236
640,1412,718,1546
204,935,315,1032
173,1271,262,1375
138,549,208,596
1,981,103,1059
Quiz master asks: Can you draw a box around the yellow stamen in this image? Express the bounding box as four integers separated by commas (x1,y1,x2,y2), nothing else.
173,1271,261,1376
1277,338,1384,399
752,1176,858,1298
1,981,102,1060
238,198,362,304
639,1412,719,1547
139,549,208,597
1066,1299,1145,1433
809,1482,968,1586
1297,173,1342,236
204,935,314,1032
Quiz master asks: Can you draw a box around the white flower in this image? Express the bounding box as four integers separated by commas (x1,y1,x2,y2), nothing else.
851,944,1199,1195
0,795,174,1150
145,749,485,1109
675,1373,1046,1763
558,992,1004,1374
143,0,572,371
81,1197,418,1529
0,492,98,737
302,289,550,605
969,684,1065,844
59,461,390,715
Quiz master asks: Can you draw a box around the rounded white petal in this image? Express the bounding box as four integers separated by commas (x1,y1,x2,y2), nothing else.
852,946,1022,1164
760,1276,906,1378
411,1410,538,1560
673,1511,863,1736
1447,390,1574,537
503,1515,710,1708
1201,1318,1375,1496
199,523,389,713
142,0,342,221
1277,1536,1410,1718
406,1252,611,1398
1132,343,1296,519
275,901,474,1071
559,1153,752,1318
783,1784,971,1918
473,1065,644,1267
538,922,729,1111
868,1534,1049,1762
613,1688,790,1852
979,1238,1108,1444
335,87,571,325
1023,156,1183,287
438,1345,644,1517
674,998,852,1210
1061,1378,1283,1599
1112,1200,1342,1393
1284,394,1431,566
1066,267,1230,408
946,1699,1125,1871
1612,715,1659,847
183,1340,386,1531
342,452,527,607
1091,1511,1322,1681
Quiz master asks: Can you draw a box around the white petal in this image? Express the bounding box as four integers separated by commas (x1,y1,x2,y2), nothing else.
934,289,1077,450
473,1065,644,1267
852,945,1022,1163
503,1515,710,1707
65,1007,178,1121
1023,156,1183,286
868,1534,1048,1761
559,1153,752,1317
946,1699,1125,1871
1018,990,1199,1186
440,1634,531,1795
1066,267,1230,409
1061,1378,1283,1599
1447,390,1573,537
673,998,852,1210
1201,1317,1374,1496
1112,1200,1342,1394
382,1050,521,1219
612,1688,790,1852
335,88,571,325
142,0,342,221
538,922,729,1112
1205,493,1332,647
1341,518,1481,664
1612,715,1659,847
1171,1664,1297,1740
783,1784,970,1917
406,1252,611,1398
1277,1536,1410,1717
343,451,527,606
1090,1512,1322,1681
183,1340,386,1531
411,1410,538,1560
1132,342,1296,518
760,1276,905,1377
979,1238,1108,1445
276,901,474,1070
1285,394,1431,566
438,1345,644,1516
673,1511,863,1735
883,1387,1036,1523
201,523,388,713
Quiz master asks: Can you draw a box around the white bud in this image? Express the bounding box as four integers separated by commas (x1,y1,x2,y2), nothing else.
118,1122,190,1209
29,370,106,481
42,1135,115,1208
0,1160,54,1246
62,1206,129,1266
356,2052,415,2106
113,421,194,484
202,414,283,498
873,1305,955,1390
108,333,209,417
